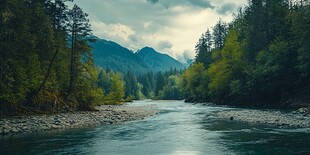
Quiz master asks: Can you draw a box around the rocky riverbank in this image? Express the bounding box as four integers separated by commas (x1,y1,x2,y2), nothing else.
217,108,310,128
0,104,158,136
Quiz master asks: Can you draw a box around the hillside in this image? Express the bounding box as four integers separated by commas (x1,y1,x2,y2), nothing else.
91,38,185,74
135,47,185,72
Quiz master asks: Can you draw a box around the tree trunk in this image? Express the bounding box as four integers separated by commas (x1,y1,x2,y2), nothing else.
69,29,75,95
36,49,59,95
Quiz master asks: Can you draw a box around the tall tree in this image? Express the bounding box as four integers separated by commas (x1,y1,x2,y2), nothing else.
45,0,73,30
155,72,167,96
67,4,92,95
243,0,267,63
124,71,139,99
35,0,73,95
195,28,213,66
213,19,228,51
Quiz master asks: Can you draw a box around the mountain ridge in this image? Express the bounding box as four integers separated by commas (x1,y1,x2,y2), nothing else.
91,38,185,74
135,47,185,72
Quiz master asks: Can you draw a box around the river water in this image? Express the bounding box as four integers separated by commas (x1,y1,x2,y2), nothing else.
1,100,309,155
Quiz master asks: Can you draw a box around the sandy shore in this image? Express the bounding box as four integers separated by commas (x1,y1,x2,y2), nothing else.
0,104,158,136
217,108,310,128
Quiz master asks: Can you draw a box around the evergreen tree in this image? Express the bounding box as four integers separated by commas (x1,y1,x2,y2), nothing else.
181,0,310,106
124,71,139,99
155,72,167,96
213,19,228,51
67,4,92,95
35,0,73,95
195,29,213,66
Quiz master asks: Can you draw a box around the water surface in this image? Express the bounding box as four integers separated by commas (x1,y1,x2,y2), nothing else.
1,100,309,155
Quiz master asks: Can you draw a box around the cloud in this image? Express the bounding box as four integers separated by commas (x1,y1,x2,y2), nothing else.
147,0,159,4
91,21,135,40
216,3,238,15
129,35,139,43
177,50,195,63
190,0,214,8
71,0,247,61
158,40,173,50
146,0,214,9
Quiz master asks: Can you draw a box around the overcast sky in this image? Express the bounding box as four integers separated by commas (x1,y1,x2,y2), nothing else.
69,0,248,62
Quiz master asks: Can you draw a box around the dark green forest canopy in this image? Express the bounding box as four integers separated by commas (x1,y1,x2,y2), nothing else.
1,0,309,116
183,0,310,107
0,0,109,115
0,0,184,116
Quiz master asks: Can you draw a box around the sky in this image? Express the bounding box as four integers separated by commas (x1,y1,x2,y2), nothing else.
69,0,248,63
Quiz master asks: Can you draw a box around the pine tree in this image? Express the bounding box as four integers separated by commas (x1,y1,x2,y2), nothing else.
195,29,213,67
213,19,228,50
67,4,92,95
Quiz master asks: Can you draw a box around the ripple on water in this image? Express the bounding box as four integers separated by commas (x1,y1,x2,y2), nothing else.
1,100,310,155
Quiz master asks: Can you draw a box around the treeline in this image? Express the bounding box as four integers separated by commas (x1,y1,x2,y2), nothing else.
181,0,310,106
0,0,129,115
0,0,184,116
123,69,183,101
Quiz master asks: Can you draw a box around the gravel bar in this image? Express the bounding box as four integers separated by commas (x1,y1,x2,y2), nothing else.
0,104,158,136
217,109,310,128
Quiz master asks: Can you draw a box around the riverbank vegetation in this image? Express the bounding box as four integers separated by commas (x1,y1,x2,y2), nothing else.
181,0,310,107
0,0,183,116
0,0,129,115
1,0,309,115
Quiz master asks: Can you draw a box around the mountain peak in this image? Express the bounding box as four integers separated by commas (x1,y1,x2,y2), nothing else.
92,38,185,74
138,46,156,53
136,47,185,72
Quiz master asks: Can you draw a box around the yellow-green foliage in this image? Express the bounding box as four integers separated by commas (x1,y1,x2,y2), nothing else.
75,64,105,109
97,70,126,105
158,75,183,100
181,63,208,101
180,2,310,105
207,29,246,100
105,73,125,102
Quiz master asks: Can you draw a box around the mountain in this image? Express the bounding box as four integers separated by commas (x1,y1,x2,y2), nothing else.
91,38,185,74
135,47,185,72
90,39,150,75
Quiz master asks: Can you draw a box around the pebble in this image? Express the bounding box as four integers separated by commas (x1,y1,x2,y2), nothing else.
0,105,158,136
217,109,310,128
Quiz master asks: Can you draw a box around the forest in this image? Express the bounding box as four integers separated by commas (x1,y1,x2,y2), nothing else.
0,0,106,115
1,0,310,116
0,0,183,116
181,0,310,107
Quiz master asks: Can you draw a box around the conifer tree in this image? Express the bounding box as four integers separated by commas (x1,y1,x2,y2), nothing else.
67,4,92,95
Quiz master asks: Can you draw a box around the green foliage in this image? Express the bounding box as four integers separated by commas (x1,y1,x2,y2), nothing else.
158,75,183,100
124,71,140,99
75,63,104,109
181,1,310,106
250,37,296,103
195,29,213,67
135,69,183,100
0,0,129,115
207,29,248,103
180,63,207,102
105,72,125,104
290,4,310,93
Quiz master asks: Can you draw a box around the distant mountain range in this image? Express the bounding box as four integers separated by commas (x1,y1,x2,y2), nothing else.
90,38,185,75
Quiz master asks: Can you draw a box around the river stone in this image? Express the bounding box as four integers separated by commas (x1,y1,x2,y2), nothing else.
298,107,310,115
11,128,19,133
229,116,234,121
52,125,61,129
0,104,158,136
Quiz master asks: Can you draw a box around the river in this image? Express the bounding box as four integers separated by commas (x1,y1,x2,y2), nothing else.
1,100,309,155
